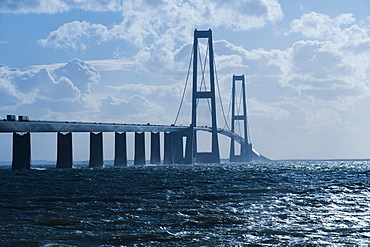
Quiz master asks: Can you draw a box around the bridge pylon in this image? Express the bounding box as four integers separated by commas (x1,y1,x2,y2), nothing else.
230,75,252,162
191,29,220,163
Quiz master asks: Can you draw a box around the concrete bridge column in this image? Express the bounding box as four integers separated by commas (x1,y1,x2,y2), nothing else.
150,132,160,164
56,132,73,168
173,132,184,164
134,132,145,165
89,132,103,168
114,132,127,166
163,132,173,164
248,143,253,162
183,127,193,164
173,127,196,164
12,132,31,170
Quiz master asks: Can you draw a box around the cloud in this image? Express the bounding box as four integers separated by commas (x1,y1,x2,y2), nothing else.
30,59,134,72
287,12,370,58
86,59,134,71
282,13,370,98
105,83,187,124
0,58,188,124
37,0,283,50
38,21,108,51
0,0,123,14
0,59,102,119
52,58,100,94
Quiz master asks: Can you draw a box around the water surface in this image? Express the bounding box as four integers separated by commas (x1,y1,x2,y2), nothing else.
0,161,369,246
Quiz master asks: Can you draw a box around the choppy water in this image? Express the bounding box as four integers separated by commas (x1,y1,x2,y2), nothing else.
0,161,369,246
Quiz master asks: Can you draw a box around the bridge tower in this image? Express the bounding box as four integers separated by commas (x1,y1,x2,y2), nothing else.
230,75,252,162
191,29,220,163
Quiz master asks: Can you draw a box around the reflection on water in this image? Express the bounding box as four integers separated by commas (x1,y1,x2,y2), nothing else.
0,161,369,246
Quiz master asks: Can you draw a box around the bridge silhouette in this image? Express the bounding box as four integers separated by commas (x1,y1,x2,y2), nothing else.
0,29,267,170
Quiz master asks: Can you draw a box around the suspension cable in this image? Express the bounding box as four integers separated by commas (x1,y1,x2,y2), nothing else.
173,44,194,125
223,85,232,130
214,53,231,131
236,86,243,136
245,86,251,144
191,43,202,127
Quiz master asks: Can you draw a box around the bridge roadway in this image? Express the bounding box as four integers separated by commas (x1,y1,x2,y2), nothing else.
1,120,266,170
0,120,246,145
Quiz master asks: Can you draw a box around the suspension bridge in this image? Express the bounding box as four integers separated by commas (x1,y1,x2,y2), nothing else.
0,29,268,170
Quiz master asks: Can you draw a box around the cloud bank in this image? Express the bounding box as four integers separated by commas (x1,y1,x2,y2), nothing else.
36,0,283,49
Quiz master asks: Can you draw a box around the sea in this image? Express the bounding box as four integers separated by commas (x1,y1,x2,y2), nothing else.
0,160,369,246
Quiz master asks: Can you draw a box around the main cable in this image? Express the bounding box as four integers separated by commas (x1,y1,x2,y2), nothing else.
214,54,231,131
173,44,194,125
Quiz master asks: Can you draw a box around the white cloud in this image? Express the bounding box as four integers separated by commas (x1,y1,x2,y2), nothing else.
288,12,356,40
30,59,134,72
38,76,81,101
282,13,370,99
52,58,100,94
0,59,102,120
86,59,134,71
38,21,108,51
37,0,283,50
0,0,123,14
0,59,188,124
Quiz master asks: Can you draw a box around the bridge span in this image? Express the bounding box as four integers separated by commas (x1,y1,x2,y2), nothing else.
0,120,188,133
1,28,267,170
0,120,245,145
0,119,266,170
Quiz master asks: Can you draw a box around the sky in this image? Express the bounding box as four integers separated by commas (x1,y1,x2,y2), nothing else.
1,0,370,161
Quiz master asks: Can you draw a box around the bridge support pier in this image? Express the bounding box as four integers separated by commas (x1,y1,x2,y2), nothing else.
134,132,145,165
12,132,31,170
184,128,193,164
56,132,73,168
150,132,160,164
163,132,173,164
173,128,192,164
114,132,127,166
173,132,184,164
89,132,103,168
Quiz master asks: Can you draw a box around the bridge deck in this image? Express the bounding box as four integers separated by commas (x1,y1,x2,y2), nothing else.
0,120,189,133
0,120,246,145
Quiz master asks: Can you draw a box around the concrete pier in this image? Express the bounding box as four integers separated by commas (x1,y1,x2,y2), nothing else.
173,132,184,164
150,132,160,164
134,132,145,165
89,132,103,168
163,132,173,164
114,132,127,166
56,132,73,168
12,132,31,170
173,130,192,164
